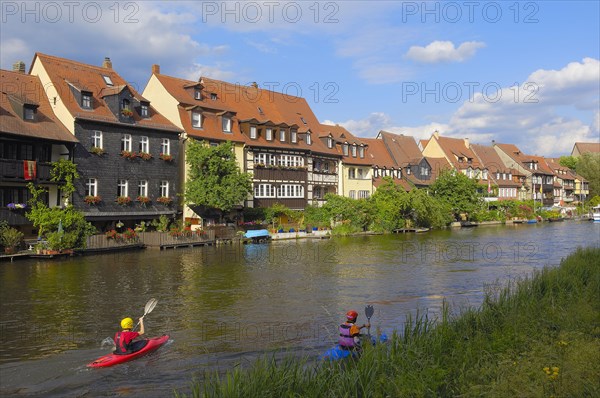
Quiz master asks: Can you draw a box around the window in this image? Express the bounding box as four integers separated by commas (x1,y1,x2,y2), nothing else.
192,112,202,128
102,75,113,86
24,107,35,120
349,190,356,199
306,132,311,145
406,167,411,175
358,190,370,199
86,178,97,196
351,145,357,157
482,170,488,180
358,168,364,179
121,134,132,152
374,168,379,178
82,92,92,109
327,137,333,148
140,104,149,118
210,93,217,100
160,181,169,197
122,99,131,111
139,136,149,153
195,90,202,100
254,153,272,165
254,183,276,198
358,146,364,158
118,180,128,197
250,126,257,139
279,129,286,142
161,139,170,155
291,129,297,143
277,184,304,198
342,144,349,156
138,180,148,197
222,117,232,132
421,166,429,176
265,128,273,141
348,168,356,179
258,106,264,114
92,130,103,149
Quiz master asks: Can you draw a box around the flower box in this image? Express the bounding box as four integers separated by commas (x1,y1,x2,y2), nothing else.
84,195,101,205
7,203,27,210
159,153,174,162
156,196,172,205
138,152,153,160
116,196,132,205
136,196,151,205
121,150,137,159
90,146,105,156
121,109,133,117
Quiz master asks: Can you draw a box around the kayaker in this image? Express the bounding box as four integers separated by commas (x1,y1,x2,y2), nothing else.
338,310,370,350
114,317,148,354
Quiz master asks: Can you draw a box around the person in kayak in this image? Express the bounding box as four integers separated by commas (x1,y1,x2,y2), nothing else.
338,310,370,350
114,317,148,354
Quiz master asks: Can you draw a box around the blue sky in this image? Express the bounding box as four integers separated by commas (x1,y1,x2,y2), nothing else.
2,1,599,156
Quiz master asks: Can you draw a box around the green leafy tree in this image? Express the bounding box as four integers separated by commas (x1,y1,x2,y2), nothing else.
369,177,407,231
559,155,579,170
575,153,600,198
184,140,252,213
408,188,452,228
430,169,483,220
322,194,372,233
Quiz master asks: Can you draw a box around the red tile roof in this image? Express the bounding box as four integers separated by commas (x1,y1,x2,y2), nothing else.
362,137,395,168
320,124,372,165
33,53,179,133
434,136,481,169
1,69,77,142
494,143,554,175
573,142,600,155
377,131,423,166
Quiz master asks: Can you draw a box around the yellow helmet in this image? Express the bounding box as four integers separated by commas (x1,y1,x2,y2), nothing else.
120,317,134,330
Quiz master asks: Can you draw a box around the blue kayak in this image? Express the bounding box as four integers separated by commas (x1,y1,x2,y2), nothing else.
321,334,388,361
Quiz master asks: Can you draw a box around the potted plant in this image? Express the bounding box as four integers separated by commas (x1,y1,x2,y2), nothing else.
116,196,132,205
0,226,24,254
138,152,153,160
121,150,137,159
159,153,174,162
121,108,133,117
137,196,151,205
7,203,27,210
90,146,105,156
157,196,172,205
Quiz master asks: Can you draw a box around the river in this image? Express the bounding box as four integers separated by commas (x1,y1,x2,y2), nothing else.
1,221,598,397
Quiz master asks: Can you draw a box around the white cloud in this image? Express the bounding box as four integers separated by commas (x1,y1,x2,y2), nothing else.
327,58,600,156
406,41,486,63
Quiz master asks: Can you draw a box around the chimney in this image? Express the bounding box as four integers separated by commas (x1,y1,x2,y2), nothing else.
102,57,112,69
464,138,470,148
152,64,160,74
12,61,26,73
433,130,440,138
251,82,258,88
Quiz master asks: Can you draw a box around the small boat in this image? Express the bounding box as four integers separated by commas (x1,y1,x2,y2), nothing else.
527,219,538,224
592,205,600,222
87,335,169,368
460,221,478,228
243,229,271,243
547,217,564,222
321,334,388,361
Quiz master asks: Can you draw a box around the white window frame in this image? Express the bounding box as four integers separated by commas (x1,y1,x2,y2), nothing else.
358,190,370,199
118,179,129,197
277,184,304,198
139,136,149,153
121,134,132,152
279,129,286,142
24,107,35,120
222,116,232,132
82,93,92,109
250,126,257,139
421,166,429,176
161,139,170,156
160,180,169,197
349,190,356,199
327,137,333,149
192,112,202,128
351,145,357,157
306,132,312,145
92,130,103,149
358,146,365,158
138,180,148,197
342,144,349,156
349,168,355,179
254,183,276,198
265,128,273,141
291,129,297,143
86,178,97,196
195,89,202,100
140,104,149,118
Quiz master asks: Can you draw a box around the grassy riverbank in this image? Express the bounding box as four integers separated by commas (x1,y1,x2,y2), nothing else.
177,247,600,397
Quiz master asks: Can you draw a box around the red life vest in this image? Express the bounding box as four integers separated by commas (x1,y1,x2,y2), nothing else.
114,331,138,354
338,323,357,348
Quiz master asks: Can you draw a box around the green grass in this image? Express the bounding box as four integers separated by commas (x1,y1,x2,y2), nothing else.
176,247,600,397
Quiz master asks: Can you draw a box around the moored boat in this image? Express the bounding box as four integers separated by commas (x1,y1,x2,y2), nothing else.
592,205,600,222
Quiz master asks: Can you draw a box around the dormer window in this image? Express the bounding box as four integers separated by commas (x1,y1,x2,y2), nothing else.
291,129,297,143
279,129,286,142
210,93,217,100
342,143,349,156
195,89,202,100
24,106,36,121
102,75,113,86
358,146,365,158
351,144,357,157
192,112,202,128
265,128,273,141
140,103,149,118
306,132,311,145
327,137,333,149
122,99,130,110
222,117,232,132
250,126,257,139
82,92,92,109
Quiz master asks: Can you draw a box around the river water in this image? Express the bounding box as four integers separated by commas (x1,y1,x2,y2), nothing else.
1,221,598,397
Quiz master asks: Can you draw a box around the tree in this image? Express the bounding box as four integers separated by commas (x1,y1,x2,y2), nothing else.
369,177,407,231
559,155,579,170
184,140,252,213
430,169,483,220
575,153,600,198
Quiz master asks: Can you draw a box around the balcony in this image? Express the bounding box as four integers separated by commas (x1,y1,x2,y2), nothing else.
253,167,307,181
0,159,52,182
254,197,307,209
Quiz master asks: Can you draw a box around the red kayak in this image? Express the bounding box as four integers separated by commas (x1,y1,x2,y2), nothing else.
87,335,169,368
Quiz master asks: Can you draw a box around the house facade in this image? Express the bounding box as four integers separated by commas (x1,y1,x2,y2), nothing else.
30,54,181,231
1,66,79,231
470,144,522,201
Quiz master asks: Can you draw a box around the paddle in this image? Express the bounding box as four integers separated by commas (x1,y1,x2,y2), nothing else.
133,298,158,331
365,305,374,339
